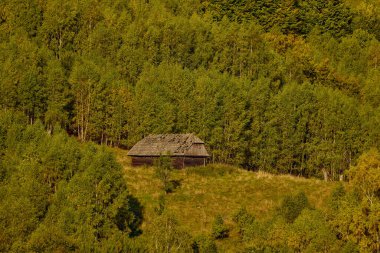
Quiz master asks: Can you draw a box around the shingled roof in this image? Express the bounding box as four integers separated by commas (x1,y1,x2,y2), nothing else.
127,134,209,157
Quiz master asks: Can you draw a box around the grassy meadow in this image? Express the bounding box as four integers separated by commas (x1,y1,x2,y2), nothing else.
114,148,337,252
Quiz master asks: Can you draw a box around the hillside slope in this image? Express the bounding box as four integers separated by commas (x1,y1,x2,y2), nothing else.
115,149,336,251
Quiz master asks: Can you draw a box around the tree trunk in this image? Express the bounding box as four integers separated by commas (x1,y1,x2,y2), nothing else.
322,168,328,182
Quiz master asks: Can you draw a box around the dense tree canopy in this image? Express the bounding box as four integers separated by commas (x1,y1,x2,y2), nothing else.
0,0,379,178
1,1,379,251
0,111,142,252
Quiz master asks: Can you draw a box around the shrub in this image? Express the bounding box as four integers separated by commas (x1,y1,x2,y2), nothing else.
233,207,255,237
328,183,346,210
154,155,173,193
278,191,310,223
211,214,229,239
154,194,166,215
290,209,339,252
147,212,193,252
192,235,218,253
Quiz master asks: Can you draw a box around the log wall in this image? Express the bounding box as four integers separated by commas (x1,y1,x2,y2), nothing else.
131,156,206,169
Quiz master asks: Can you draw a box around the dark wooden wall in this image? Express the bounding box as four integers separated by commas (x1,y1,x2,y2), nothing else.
184,157,205,167
131,156,206,169
131,157,155,167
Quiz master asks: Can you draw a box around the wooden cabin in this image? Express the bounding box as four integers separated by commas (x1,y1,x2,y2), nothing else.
127,134,210,168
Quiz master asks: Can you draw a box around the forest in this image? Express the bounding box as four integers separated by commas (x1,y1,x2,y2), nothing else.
0,0,379,252
1,0,380,178
0,110,379,252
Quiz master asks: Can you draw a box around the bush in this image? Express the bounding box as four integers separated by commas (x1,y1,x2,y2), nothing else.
290,209,339,252
278,191,310,223
147,212,193,252
211,214,229,239
154,155,173,193
328,183,346,210
192,235,218,253
154,194,166,215
233,207,255,237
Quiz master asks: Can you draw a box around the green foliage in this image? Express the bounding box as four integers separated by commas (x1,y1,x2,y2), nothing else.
278,191,310,223
147,212,193,253
154,194,166,215
235,204,340,252
155,155,174,193
192,234,218,253
232,207,255,238
0,2,379,250
326,150,380,252
211,214,229,239
0,115,142,251
333,149,380,252
329,183,346,210
290,209,339,252
0,0,379,179
348,148,380,204
206,0,353,37
33,146,137,252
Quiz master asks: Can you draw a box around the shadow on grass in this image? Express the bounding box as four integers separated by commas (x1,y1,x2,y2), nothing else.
127,195,144,237
165,179,183,193
170,179,182,190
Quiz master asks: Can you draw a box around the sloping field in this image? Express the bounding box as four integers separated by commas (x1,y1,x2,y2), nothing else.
114,148,336,251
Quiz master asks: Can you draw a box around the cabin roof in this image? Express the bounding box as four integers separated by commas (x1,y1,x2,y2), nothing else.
127,134,209,157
